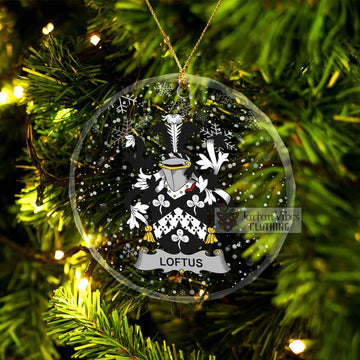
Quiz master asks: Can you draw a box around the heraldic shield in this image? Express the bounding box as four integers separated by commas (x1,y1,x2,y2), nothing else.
150,181,208,255
124,113,232,273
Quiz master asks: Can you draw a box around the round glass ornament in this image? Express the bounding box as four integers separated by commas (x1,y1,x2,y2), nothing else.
69,74,295,302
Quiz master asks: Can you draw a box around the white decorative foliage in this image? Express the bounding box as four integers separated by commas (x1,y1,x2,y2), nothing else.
133,169,151,190
152,194,170,214
163,114,184,153
125,134,135,148
196,139,229,175
127,202,149,229
186,195,205,215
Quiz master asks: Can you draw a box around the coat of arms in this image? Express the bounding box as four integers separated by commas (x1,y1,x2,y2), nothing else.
124,114,232,274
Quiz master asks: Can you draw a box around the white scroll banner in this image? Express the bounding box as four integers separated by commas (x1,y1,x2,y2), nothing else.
134,248,230,274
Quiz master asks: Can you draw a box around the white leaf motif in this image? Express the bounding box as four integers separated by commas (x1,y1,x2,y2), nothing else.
125,134,135,148
196,176,208,193
187,194,205,215
196,140,229,175
171,229,189,249
204,189,217,205
127,202,149,229
133,169,151,190
196,153,213,170
152,193,170,214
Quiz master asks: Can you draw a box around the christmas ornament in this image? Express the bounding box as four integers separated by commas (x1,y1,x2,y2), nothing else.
69,2,296,302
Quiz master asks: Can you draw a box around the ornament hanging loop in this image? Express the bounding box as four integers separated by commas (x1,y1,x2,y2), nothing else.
179,69,187,90
177,84,191,99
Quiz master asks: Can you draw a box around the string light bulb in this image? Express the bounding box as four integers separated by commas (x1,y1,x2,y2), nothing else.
198,288,206,297
0,92,7,104
75,268,81,280
84,234,92,244
42,22,54,35
78,277,89,291
54,250,64,260
90,34,101,46
289,339,306,355
14,86,24,98
31,203,43,213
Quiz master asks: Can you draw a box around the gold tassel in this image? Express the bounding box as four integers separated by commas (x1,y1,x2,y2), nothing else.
205,227,218,244
143,225,155,242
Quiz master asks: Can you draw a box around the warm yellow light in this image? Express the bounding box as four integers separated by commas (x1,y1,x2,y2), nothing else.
0,92,7,104
54,250,64,260
84,234,92,244
78,277,89,291
31,203,43,213
42,22,54,35
14,86,24,98
198,289,206,297
47,23,54,32
289,339,306,355
75,269,81,280
90,34,101,46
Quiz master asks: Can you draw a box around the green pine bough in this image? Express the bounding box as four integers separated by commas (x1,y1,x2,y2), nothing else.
44,284,215,360
1,0,360,359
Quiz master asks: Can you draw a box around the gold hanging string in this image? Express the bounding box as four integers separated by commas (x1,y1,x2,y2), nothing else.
145,0,223,89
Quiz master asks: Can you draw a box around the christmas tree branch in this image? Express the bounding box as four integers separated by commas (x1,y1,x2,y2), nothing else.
44,285,215,360
0,234,89,264
0,249,60,360
25,114,128,206
0,234,142,264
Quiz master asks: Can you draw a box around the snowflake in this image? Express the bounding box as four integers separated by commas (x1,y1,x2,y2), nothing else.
200,123,236,151
111,118,132,145
154,82,173,98
245,110,260,129
97,157,106,166
209,93,234,107
167,100,191,117
116,95,137,114
111,113,149,146
195,109,210,123
219,93,235,107
91,125,99,134
122,243,137,258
